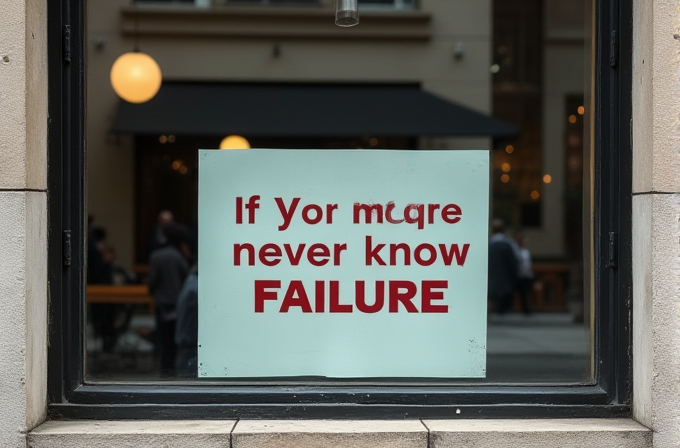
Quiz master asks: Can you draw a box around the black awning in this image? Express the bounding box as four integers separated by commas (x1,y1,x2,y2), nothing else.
112,82,518,138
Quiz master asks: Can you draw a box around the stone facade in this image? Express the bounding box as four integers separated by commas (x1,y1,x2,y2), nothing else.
0,0,47,447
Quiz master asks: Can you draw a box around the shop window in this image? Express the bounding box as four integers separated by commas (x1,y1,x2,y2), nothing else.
48,0,632,418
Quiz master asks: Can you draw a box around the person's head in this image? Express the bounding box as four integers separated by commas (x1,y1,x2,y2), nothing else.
91,226,107,242
158,210,174,227
101,243,115,263
163,223,188,251
491,218,506,235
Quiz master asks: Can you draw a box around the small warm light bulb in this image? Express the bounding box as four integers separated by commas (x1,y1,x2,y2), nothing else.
219,135,251,150
110,52,162,103
531,190,540,200
501,163,511,173
505,145,514,154
501,174,510,183
568,114,577,124
336,0,359,27
543,174,552,184
577,106,585,115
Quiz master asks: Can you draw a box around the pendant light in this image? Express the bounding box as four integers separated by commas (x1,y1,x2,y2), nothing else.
219,135,251,150
110,13,162,104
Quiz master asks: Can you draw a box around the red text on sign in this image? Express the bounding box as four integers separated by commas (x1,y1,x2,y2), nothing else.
364,236,470,266
275,197,338,231
254,279,449,314
234,242,347,266
235,195,261,224
353,201,462,229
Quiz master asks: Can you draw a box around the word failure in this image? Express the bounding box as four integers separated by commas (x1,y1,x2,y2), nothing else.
235,196,463,230
255,280,450,314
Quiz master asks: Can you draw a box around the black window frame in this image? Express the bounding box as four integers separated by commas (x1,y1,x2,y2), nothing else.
47,0,633,419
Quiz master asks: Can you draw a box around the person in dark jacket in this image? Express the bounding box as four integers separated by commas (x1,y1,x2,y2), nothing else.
513,229,534,315
88,224,117,353
488,218,519,314
147,210,175,260
148,223,189,376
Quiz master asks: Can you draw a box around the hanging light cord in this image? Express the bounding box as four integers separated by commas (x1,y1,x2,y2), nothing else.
133,14,140,52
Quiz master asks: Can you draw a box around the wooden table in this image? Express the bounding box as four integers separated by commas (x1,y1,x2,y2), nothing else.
86,285,154,313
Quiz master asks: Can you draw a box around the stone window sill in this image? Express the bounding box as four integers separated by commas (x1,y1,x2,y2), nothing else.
29,418,651,447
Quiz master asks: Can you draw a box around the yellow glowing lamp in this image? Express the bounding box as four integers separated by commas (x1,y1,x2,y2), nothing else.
110,52,162,103
219,135,250,150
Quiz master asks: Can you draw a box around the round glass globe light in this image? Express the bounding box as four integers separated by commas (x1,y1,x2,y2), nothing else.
110,52,162,103
219,135,251,150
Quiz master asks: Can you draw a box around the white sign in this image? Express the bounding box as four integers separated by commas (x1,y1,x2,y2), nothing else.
198,149,489,378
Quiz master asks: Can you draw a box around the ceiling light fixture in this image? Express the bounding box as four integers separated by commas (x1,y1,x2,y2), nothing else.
110,14,162,104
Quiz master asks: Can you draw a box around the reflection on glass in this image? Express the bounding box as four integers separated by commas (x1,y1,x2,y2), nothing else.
86,0,592,384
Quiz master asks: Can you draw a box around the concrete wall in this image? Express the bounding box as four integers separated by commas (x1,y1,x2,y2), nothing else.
0,0,48,447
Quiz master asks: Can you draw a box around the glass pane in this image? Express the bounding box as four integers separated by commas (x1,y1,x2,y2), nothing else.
85,0,593,383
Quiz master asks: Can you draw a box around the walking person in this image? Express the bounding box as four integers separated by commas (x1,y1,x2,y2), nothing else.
148,223,189,376
514,229,534,315
488,218,519,314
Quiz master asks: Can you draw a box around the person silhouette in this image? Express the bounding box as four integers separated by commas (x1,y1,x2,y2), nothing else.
513,229,534,315
148,223,189,376
488,218,519,314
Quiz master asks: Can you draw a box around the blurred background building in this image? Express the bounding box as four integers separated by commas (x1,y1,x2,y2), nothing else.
87,0,587,269
85,0,592,379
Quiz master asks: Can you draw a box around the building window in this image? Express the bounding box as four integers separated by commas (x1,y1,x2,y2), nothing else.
134,0,322,4
358,0,414,9
218,0,321,4
133,0,416,7
48,0,632,419
134,0,201,4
